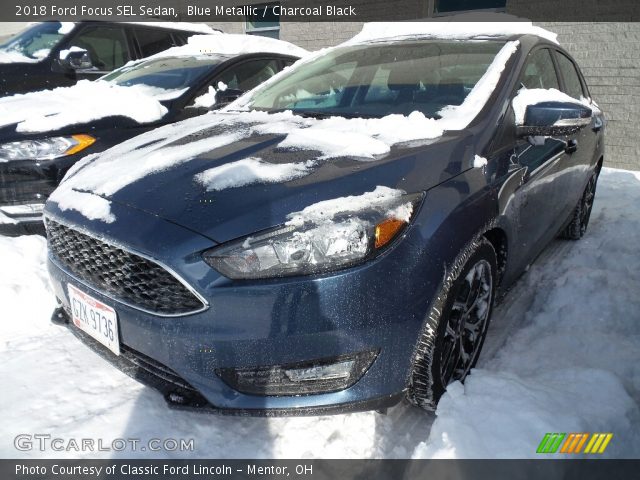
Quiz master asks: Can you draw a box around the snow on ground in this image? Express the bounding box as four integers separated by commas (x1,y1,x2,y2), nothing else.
0,168,638,459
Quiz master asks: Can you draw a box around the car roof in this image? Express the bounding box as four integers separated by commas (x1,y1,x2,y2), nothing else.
68,21,221,34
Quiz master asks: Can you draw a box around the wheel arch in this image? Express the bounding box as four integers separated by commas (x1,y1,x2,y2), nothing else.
483,227,508,287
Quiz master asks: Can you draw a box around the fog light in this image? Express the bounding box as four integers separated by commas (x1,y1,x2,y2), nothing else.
216,351,378,396
284,360,355,382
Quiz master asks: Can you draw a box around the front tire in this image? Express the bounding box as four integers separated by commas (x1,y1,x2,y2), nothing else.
407,238,497,411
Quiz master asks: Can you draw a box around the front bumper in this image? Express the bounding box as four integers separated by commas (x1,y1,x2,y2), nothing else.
52,307,403,416
0,153,79,230
44,201,440,415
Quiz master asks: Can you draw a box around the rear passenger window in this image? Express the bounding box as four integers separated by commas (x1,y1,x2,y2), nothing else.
135,29,176,57
556,52,585,100
521,49,559,90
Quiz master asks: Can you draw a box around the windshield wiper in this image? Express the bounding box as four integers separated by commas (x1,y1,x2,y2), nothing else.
294,110,383,119
293,110,338,119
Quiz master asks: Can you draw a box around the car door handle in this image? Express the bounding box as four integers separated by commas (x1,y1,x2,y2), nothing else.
592,116,604,132
565,139,578,154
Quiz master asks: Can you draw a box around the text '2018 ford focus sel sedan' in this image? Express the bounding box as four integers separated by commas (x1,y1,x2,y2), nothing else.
44,23,605,415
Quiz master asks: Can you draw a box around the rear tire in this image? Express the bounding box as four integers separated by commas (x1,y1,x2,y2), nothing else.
561,171,598,240
407,238,497,411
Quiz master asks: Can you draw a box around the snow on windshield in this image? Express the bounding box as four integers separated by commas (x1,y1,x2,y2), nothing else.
0,22,65,63
0,80,169,133
194,41,519,192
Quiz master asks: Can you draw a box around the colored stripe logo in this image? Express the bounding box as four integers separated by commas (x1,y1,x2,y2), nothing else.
537,433,613,454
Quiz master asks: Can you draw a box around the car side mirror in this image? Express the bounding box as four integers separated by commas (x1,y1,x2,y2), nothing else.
214,89,244,108
59,48,93,70
516,101,592,137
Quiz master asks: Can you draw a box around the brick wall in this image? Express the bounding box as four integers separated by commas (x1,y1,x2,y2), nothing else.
536,22,640,171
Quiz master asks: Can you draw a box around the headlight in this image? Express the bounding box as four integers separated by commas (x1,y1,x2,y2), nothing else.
203,189,423,279
0,134,95,161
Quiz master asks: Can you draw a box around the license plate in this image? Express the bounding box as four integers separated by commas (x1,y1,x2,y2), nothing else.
68,284,120,355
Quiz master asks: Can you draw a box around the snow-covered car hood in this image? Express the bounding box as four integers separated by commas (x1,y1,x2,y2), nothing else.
0,80,177,134
48,36,522,241
49,110,475,243
0,49,44,64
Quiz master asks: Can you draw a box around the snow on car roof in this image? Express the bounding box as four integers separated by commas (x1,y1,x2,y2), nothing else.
136,33,309,63
126,22,218,34
55,21,218,34
347,16,558,45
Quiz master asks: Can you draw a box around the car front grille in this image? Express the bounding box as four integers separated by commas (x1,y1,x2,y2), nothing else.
46,219,206,315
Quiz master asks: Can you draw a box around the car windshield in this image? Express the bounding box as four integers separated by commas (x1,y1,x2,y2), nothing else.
244,40,506,119
102,56,221,96
0,22,66,60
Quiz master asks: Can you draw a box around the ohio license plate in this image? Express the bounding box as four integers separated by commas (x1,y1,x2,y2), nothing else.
68,284,120,355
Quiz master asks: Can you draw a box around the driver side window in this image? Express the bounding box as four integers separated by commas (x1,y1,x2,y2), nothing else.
67,26,130,71
520,49,560,90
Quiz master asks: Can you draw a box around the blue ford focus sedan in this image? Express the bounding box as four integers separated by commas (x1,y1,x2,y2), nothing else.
45,26,604,415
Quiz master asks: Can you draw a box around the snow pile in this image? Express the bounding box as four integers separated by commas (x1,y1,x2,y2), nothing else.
1,168,639,459
414,369,636,458
0,235,56,344
196,157,312,191
0,80,169,133
348,18,558,45
512,87,591,124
